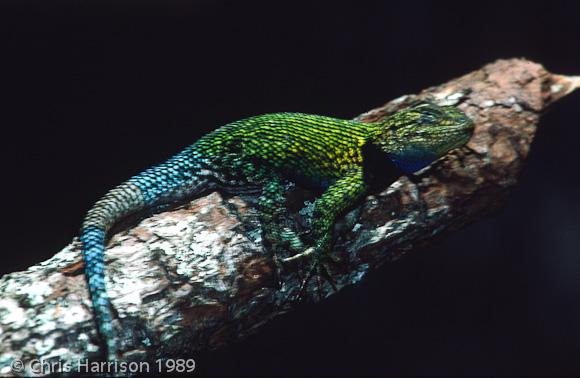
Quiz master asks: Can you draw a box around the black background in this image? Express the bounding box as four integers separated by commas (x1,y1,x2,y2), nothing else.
2,1,580,376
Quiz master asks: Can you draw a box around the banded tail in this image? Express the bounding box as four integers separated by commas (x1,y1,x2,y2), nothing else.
80,148,213,360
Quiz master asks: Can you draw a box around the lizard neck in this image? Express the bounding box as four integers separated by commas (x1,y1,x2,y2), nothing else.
355,121,384,142
365,119,437,174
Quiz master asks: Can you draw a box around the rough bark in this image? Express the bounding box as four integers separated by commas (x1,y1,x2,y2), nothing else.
0,59,578,376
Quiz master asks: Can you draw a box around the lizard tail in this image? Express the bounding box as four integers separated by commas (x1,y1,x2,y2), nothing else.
80,149,213,360
80,181,146,361
80,225,118,361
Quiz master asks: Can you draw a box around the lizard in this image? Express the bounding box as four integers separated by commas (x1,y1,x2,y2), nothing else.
79,103,474,361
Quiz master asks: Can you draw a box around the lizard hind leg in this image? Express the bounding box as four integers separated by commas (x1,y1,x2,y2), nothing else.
257,175,305,285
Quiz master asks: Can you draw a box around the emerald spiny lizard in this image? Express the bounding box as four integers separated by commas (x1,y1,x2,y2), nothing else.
79,103,474,360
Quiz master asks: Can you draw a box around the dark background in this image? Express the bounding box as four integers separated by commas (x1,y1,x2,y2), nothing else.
2,1,580,376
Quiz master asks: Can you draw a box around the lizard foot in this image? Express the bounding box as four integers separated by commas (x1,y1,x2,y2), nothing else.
268,227,304,289
282,246,338,302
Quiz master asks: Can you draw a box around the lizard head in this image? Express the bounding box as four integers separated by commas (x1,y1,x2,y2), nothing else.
377,103,474,173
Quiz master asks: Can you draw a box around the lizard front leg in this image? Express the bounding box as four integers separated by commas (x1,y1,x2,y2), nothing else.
284,167,368,298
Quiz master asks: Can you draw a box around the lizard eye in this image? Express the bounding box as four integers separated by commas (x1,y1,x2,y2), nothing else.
419,113,437,125
411,103,445,126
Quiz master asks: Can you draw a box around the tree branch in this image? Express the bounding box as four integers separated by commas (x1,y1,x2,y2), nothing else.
0,58,577,376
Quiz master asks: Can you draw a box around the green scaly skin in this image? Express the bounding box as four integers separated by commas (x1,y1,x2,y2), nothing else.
80,102,473,359
194,103,474,291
